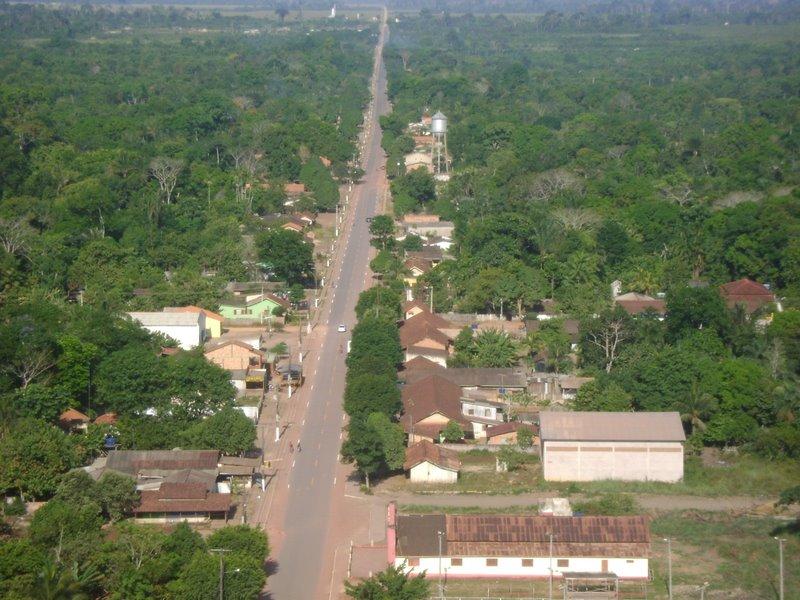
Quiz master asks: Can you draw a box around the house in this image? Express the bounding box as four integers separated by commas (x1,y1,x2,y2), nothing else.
388,503,651,580
719,278,776,314
281,216,306,233
164,306,224,338
204,340,265,371
539,412,685,483
404,440,461,483
402,214,440,226
217,455,261,491
218,293,289,323
295,211,316,227
403,300,432,321
93,412,118,426
613,292,666,317
126,311,205,350
485,421,539,446
399,312,452,367
133,482,231,523
407,247,444,266
404,216,455,240
59,408,90,433
403,367,527,393
558,376,594,401
460,389,507,439
84,450,221,490
403,257,434,290
402,374,470,443
284,182,307,196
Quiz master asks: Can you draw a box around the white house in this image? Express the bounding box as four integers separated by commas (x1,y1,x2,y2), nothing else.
460,389,506,439
403,440,460,483
539,411,686,483
126,311,205,350
388,503,650,581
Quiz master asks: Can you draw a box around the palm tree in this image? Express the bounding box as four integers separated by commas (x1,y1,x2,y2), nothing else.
473,329,518,368
35,561,99,600
676,381,717,434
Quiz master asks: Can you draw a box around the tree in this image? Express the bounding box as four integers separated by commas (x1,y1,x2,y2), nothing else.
666,287,731,342
517,426,534,448
275,6,289,22
473,329,517,368
369,215,395,250
55,335,98,403
167,551,264,600
165,352,235,418
11,383,71,423
441,420,463,443
0,418,78,499
184,407,256,455
94,345,167,415
149,157,183,205
345,564,429,599
256,228,314,285
207,525,270,563
366,412,406,471
497,446,525,472
341,418,385,490
28,499,103,551
96,472,139,522
572,381,633,412
581,307,631,373
114,521,166,570
344,373,401,421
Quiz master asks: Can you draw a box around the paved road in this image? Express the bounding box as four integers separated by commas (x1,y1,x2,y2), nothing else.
266,17,390,600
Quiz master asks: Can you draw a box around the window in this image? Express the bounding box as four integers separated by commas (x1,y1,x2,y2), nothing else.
484,408,492,417
522,559,533,567
450,558,462,567
557,559,569,568
467,408,474,416
626,559,635,563
407,558,420,567
486,558,498,567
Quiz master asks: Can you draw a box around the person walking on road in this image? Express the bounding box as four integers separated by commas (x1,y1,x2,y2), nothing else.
297,442,302,452
289,442,294,453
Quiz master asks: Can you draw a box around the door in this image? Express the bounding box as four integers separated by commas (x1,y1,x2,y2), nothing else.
601,559,608,573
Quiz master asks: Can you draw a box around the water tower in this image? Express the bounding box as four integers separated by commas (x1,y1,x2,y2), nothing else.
430,111,449,177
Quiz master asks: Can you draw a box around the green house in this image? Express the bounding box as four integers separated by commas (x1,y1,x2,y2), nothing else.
218,293,289,322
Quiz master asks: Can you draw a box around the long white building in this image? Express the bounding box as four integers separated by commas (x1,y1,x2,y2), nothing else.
539,411,685,483
126,311,206,350
388,503,650,580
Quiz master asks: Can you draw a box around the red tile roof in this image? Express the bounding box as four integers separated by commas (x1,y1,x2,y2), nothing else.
486,421,538,438
401,374,469,432
403,440,461,472
59,408,89,423
399,315,451,349
93,412,118,425
614,293,666,316
719,278,775,313
404,356,445,371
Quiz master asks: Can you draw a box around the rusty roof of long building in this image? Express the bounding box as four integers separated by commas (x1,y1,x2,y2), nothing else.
396,514,650,558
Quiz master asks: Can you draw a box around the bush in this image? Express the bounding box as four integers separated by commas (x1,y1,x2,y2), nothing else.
3,496,26,517
574,493,639,516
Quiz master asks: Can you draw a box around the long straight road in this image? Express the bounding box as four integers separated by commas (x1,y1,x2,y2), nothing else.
266,15,391,600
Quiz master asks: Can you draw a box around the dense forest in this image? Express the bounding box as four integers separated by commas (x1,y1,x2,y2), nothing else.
381,13,800,455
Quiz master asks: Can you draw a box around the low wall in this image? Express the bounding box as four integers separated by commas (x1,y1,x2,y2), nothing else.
437,443,539,455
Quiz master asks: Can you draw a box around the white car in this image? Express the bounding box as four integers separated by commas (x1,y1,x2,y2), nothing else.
337,324,347,333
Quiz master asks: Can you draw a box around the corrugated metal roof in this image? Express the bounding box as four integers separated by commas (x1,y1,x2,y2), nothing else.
403,440,461,472
539,411,685,442
127,311,201,327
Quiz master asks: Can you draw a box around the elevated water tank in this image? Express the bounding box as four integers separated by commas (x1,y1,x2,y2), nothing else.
430,111,447,134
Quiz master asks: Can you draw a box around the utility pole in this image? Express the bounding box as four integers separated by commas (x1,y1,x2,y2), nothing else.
664,537,673,600
775,537,786,600
437,530,445,598
274,393,280,442
209,548,231,600
548,532,554,600
698,582,709,600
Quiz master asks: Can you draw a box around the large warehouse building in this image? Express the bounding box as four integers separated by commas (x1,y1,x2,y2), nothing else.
539,412,685,483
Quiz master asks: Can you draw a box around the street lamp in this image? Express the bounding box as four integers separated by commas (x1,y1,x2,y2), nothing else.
697,582,709,600
663,538,673,600
209,548,231,600
437,530,445,598
775,537,786,600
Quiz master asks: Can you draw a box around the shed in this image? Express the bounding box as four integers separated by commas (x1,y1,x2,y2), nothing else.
126,311,205,350
539,412,685,482
404,440,460,483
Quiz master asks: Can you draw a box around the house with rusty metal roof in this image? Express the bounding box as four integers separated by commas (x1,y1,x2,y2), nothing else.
403,366,527,391
133,482,231,523
613,292,667,317
399,311,453,367
539,412,685,483
386,502,650,581
403,440,461,483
